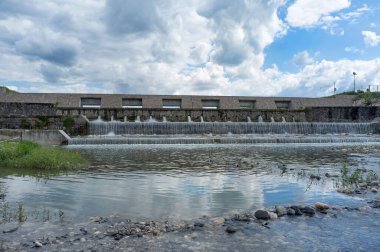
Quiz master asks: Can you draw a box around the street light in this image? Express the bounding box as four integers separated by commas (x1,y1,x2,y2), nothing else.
353,72,357,92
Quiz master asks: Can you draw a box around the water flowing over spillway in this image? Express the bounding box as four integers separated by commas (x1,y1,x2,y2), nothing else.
88,122,376,135
67,120,380,145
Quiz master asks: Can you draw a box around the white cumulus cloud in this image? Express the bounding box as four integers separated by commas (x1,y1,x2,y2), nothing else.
292,51,314,66
286,0,350,28
362,31,380,47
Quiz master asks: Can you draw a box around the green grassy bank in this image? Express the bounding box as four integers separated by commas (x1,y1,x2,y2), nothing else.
0,140,87,171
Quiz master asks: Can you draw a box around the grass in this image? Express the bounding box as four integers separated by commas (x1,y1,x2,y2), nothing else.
0,85,17,93
0,140,87,171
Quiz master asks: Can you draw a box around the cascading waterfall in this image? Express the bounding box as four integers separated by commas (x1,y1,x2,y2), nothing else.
200,116,204,123
69,115,380,144
87,121,377,135
67,117,380,145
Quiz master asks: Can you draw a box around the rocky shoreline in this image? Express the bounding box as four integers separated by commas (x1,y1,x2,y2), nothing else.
1,198,380,251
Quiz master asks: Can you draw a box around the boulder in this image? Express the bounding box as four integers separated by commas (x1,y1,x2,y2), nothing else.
275,206,287,217
287,208,296,216
209,217,225,226
290,206,303,215
301,206,316,216
315,202,330,210
254,210,270,220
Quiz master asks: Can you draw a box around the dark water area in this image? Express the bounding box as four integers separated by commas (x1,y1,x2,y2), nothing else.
1,144,379,223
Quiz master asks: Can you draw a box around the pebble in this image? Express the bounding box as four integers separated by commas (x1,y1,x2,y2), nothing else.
80,237,86,242
310,174,321,180
301,206,316,216
34,241,43,247
359,182,368,188
254,210,270,220
325,172,340,178
209,217,225,226
290,206,303,216
275,206,287,217
370,181,379,187
225,226,238,234
287,208,296,216
338,188,353,194
268,212,278,220
315,202,330,210
371,187,378,193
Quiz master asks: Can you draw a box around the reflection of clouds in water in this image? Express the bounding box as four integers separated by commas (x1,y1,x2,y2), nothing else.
1,146,377,221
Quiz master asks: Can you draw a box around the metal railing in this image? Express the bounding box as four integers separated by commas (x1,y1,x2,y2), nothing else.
368,85,380,92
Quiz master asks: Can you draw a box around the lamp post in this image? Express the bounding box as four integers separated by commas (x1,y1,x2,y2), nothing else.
353,72,357,92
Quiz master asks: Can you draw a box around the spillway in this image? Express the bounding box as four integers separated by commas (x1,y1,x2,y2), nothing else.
67,121,380,145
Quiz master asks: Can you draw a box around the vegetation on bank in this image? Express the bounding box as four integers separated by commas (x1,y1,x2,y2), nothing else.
0,140,87,171
0,85,17,93
327,91,380,106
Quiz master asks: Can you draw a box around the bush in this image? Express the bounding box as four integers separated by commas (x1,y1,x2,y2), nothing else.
63,116,75,129
35,116,49,129
20,118,31,129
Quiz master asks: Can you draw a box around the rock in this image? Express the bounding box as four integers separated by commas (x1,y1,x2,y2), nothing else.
358,182,368,188
233,213,251,221
209,217,225,226
300,206,315,216
287,208,296,216
194,222,204,227
371,187,378,193
325,172,340,178
371,199,380,208
290,206,303,215
275,206,287,217
2,226,18,234
268,212,278,220
337,188,352,194
310,174,321,180
34,241,43,247
370,181,379,187
254,210,270,220
80,237,86,242
315,202,330,210
225,226,238,234
152,230,160,236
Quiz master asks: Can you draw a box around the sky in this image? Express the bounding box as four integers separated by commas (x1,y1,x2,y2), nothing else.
0,0,380,97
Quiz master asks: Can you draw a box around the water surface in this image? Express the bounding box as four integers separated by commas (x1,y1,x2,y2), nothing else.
1,144,379,223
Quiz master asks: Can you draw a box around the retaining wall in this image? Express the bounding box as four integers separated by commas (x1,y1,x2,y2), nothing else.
0,129,69,145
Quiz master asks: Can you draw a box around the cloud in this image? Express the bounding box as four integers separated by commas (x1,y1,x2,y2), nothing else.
286,0,350,28
15,34,80,67
292,51,314,66
0,0,380,98
40,64,64,82
344,47,363,54
362,31,380,47
104,0,166,35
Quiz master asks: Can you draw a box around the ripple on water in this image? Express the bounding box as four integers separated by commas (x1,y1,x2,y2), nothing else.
0,145,379,223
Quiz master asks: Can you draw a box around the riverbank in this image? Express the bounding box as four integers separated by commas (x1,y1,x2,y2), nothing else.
1,199,380,251
0,140,86,171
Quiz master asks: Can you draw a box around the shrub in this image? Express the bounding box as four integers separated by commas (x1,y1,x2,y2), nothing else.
35,116,49,129
63,116,75,129
20,118,31,129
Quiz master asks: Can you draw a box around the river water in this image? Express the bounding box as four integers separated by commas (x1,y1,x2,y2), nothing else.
1,144,379,223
